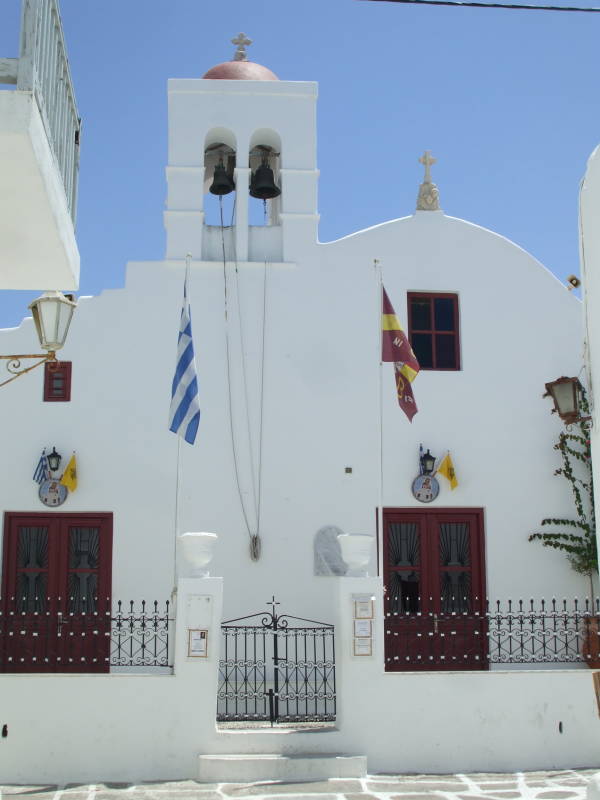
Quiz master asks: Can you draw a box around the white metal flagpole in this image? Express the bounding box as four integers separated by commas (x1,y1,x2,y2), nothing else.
171,253,192,598
374,258,385,580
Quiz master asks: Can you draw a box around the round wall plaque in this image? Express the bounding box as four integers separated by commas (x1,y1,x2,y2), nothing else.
411,474,440,504
38,478,68,507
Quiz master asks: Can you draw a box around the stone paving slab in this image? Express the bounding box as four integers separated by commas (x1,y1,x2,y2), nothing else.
367,783,469,793
249,796,338,800
0,771,597,800
389,795,447,800
221,781,363,796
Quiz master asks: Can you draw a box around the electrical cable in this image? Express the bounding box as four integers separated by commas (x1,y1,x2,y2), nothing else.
255,199,269,543
231,200,260,531
220,195,254,541
361,0,600,12
228,190,269,561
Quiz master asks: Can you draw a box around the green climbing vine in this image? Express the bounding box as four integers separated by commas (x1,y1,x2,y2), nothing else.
528,389,597,589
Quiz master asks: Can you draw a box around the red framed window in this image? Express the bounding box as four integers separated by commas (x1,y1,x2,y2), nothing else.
407,293,460,370
44,361,72,401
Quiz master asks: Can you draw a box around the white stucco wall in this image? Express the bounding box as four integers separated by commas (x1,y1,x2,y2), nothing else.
0,90,79,290
1,577,598,783
581,145,600,570
0,76,586,620
0,69,593,785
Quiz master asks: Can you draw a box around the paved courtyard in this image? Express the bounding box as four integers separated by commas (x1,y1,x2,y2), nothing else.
1,770,598,800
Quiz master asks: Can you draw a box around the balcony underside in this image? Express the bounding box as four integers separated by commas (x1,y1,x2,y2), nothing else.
0,90,79,290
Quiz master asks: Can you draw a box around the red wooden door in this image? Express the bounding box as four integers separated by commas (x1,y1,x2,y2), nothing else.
1,513,113,673
383,508,487,671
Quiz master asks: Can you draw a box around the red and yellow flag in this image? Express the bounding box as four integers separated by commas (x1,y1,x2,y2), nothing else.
382,287,420,422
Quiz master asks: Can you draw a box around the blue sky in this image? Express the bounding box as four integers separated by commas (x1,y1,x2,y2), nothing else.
1,0,599,328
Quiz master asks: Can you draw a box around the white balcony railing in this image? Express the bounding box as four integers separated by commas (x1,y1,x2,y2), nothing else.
1,0,81,221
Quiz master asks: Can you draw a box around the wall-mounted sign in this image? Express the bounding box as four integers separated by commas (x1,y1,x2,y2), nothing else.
38,479,68,507
411,474,440,503
354,598,374,619
353,637,373,657
187,628,208,658
354,619,372,637
352,594,375,658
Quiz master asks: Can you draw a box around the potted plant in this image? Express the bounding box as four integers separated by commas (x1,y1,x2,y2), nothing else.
529,389,598,666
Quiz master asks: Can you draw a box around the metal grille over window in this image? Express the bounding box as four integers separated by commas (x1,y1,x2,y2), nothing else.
388,523,421,613
16,527,49,613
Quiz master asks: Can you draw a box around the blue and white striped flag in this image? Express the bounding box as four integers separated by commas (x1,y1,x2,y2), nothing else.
33,449,49,485
169,272,201,445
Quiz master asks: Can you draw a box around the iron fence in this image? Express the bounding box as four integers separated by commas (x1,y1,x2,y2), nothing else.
0,598,172,671
217,599,336,724
385,596,600,669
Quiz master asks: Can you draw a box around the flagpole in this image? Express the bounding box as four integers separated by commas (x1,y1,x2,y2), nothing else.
374,258,384,580
172,434,182,594
171,253,192,599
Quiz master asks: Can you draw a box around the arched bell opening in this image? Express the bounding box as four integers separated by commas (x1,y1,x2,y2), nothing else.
248,143,281,227
203,140,237,227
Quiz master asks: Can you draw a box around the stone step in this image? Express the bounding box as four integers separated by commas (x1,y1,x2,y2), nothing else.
197,753,367,783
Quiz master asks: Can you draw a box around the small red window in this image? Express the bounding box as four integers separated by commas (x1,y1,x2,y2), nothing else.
44,361,72,402
407,293,460,371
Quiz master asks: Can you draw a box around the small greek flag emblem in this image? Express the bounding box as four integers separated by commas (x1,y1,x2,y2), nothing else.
169,273,201,445
33,450,49,485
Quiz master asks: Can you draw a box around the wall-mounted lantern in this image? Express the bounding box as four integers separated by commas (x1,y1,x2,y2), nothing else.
420,448,436,475
0,291,76,389
46,447,62,473
544,376,590,425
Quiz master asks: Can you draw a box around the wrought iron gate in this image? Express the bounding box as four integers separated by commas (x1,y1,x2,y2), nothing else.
217,598,336,724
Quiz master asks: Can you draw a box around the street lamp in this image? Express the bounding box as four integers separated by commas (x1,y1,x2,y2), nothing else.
544,376,590,425
0,291,76,388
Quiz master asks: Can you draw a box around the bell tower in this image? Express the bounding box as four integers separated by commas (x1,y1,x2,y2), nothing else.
164,35,318,264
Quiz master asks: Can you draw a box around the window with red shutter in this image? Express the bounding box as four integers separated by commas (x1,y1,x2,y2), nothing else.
43,361,72,402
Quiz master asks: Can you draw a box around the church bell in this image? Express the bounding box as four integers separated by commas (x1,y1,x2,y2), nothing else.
249,159,281,200
209,159,235,196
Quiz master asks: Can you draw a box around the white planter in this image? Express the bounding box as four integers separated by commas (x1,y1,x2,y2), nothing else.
337,533,374,577
177,531,218,577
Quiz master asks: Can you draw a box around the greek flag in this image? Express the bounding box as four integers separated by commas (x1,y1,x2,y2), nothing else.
33,450,49,485
169,273,201,445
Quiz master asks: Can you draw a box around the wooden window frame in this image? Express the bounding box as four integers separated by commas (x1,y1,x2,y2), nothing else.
382,507,486,607
43,361,72,402
407,292,461,371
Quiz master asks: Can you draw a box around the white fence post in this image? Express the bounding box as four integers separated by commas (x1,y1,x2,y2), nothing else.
336,575,384,730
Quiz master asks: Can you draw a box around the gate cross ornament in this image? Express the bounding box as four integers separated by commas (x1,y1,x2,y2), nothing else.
268,595,280,623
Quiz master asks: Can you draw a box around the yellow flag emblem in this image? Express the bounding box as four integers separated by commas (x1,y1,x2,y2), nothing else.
437,452,458,490
60,453,78,492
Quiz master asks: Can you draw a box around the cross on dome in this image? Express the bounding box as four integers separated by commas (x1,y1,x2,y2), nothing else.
231,32,252,62
419,151,437,183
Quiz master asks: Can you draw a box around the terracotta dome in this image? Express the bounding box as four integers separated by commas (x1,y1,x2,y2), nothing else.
202,61,279,81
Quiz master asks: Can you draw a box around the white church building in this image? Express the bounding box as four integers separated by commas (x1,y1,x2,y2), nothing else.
1,34,599,784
